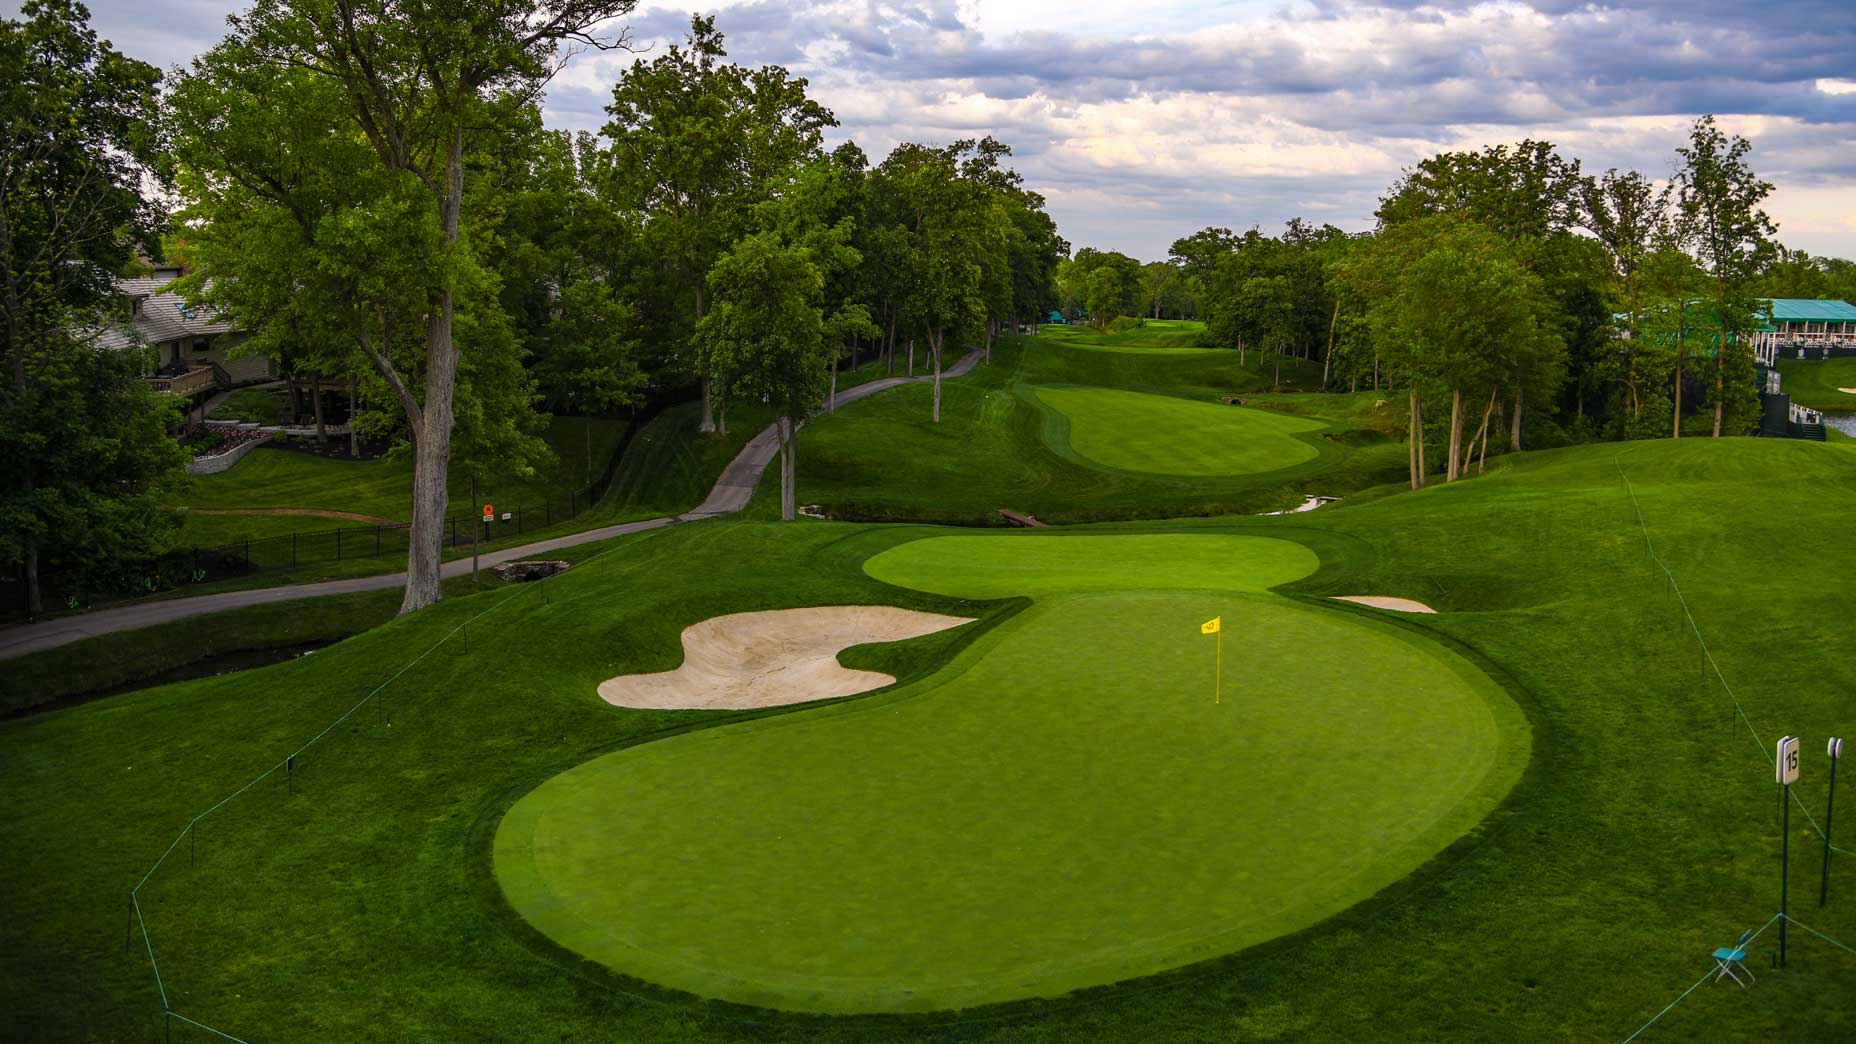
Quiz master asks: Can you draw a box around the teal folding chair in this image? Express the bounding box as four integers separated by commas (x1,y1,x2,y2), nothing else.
1712,929,1755,988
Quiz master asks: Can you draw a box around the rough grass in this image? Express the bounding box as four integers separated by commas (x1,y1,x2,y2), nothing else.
1033,385,1324,475
6,434,1856,1041
599,400,775,516
176,416,629,544
789,332,1404,523
1776,356,1856,413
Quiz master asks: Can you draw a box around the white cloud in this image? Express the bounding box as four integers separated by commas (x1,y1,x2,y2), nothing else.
68,0,1856,260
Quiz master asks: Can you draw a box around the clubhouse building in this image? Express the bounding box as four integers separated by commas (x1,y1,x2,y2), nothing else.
1749,298,1856,365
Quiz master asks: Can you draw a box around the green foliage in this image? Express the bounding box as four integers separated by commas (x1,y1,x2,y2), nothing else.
0,0,181,611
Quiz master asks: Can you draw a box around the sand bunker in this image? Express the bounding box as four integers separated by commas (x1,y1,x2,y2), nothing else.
1838,387,1856,395
1332,595,1438,614
600,606,974,710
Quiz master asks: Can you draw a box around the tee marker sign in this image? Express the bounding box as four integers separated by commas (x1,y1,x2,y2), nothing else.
483,504,494,521
1777,735,1800,785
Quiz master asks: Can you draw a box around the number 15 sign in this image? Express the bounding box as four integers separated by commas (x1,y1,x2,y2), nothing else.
1777,735,1801,785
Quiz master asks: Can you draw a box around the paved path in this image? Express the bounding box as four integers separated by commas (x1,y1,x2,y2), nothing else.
0,351,981,661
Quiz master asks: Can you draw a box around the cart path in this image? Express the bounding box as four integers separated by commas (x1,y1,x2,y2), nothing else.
0,351,982,662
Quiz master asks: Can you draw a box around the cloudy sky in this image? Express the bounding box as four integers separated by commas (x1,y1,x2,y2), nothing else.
47,0,1856,260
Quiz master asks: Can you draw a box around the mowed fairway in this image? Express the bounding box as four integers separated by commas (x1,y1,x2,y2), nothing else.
494,534,1528,1013
1035,385,1324,476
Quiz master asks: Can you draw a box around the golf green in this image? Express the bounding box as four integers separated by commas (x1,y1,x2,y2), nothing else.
493,533,1528,1013
1033,385,1324,476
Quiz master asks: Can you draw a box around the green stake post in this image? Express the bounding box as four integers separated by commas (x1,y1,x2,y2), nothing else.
1778,735,1800,967
1825,737,1844,908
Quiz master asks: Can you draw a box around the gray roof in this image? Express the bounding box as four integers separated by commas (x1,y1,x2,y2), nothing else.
95,273,239,352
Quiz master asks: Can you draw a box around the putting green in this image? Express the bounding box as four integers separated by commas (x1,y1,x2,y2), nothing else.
494,534,1527,1013
1034,385,1324,476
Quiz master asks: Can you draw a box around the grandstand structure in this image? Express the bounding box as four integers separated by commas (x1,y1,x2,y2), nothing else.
1750,298,1856,365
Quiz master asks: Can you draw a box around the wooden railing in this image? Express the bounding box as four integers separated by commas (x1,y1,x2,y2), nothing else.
148,367,217,397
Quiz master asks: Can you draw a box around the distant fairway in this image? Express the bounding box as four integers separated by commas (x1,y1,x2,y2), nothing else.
1775,356,1856,413
1035,385,1324,476
1039,319,1218,354
494,533,1526,1013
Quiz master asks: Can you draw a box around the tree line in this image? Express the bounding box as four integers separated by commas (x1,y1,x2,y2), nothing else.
0,1,1067,615
1165,122,1853,488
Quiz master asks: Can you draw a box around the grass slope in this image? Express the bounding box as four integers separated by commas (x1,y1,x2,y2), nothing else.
792,330,1406,524
5,438,1856,1040
177,416,629,545
1776,356,1856,414
1033,385,1323,476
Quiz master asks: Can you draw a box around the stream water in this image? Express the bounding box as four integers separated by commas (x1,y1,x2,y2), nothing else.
1825,414,1856,437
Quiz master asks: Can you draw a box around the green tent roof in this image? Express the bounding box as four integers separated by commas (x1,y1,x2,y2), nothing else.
1762,298,1856,322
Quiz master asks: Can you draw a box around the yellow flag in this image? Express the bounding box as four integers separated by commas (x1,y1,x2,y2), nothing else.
1201,616,1221,635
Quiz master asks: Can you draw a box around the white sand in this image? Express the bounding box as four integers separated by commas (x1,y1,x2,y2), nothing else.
599,606,974,710
1332,595,1438,614
1838,387,1856,395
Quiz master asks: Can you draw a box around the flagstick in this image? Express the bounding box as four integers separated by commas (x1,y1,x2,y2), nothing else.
1215,627,1221,705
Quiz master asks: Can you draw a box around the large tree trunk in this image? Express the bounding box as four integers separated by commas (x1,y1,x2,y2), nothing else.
908,338,915,377
348,373,359,458
311,375,327,444
1462,385,1496,476
885,304,896,375
1712,318,1727,437
398,132,465,616
930,330,943,422
985,319,994,363
1672,329,1684,439
696,282,715,433
828,353,838,415
778,415,796,521
1322,300,1338,387
1408,389,1423,489
20,469,39,616
1510,387,1523,452
1446,386,1464,483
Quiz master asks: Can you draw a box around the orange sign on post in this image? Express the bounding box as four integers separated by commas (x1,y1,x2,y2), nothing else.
482,503,494,520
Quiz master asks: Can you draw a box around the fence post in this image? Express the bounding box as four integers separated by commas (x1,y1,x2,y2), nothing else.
546,500,551,527
336,528,343,561
375,526,381,557
571,490,578,516
450,518,456,547
244,539,250,568
517,507,523,535
292,532,297,567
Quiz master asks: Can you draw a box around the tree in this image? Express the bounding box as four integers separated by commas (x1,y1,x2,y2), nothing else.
602,15,832,433
881,141,995,422
0,0,185,615
1139,261,1179,319
694,232,826,521
198,0,635,614
1392,244,1550,481
1580,169,1665,339
1237,276,1295,386
1672,114,1776,438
